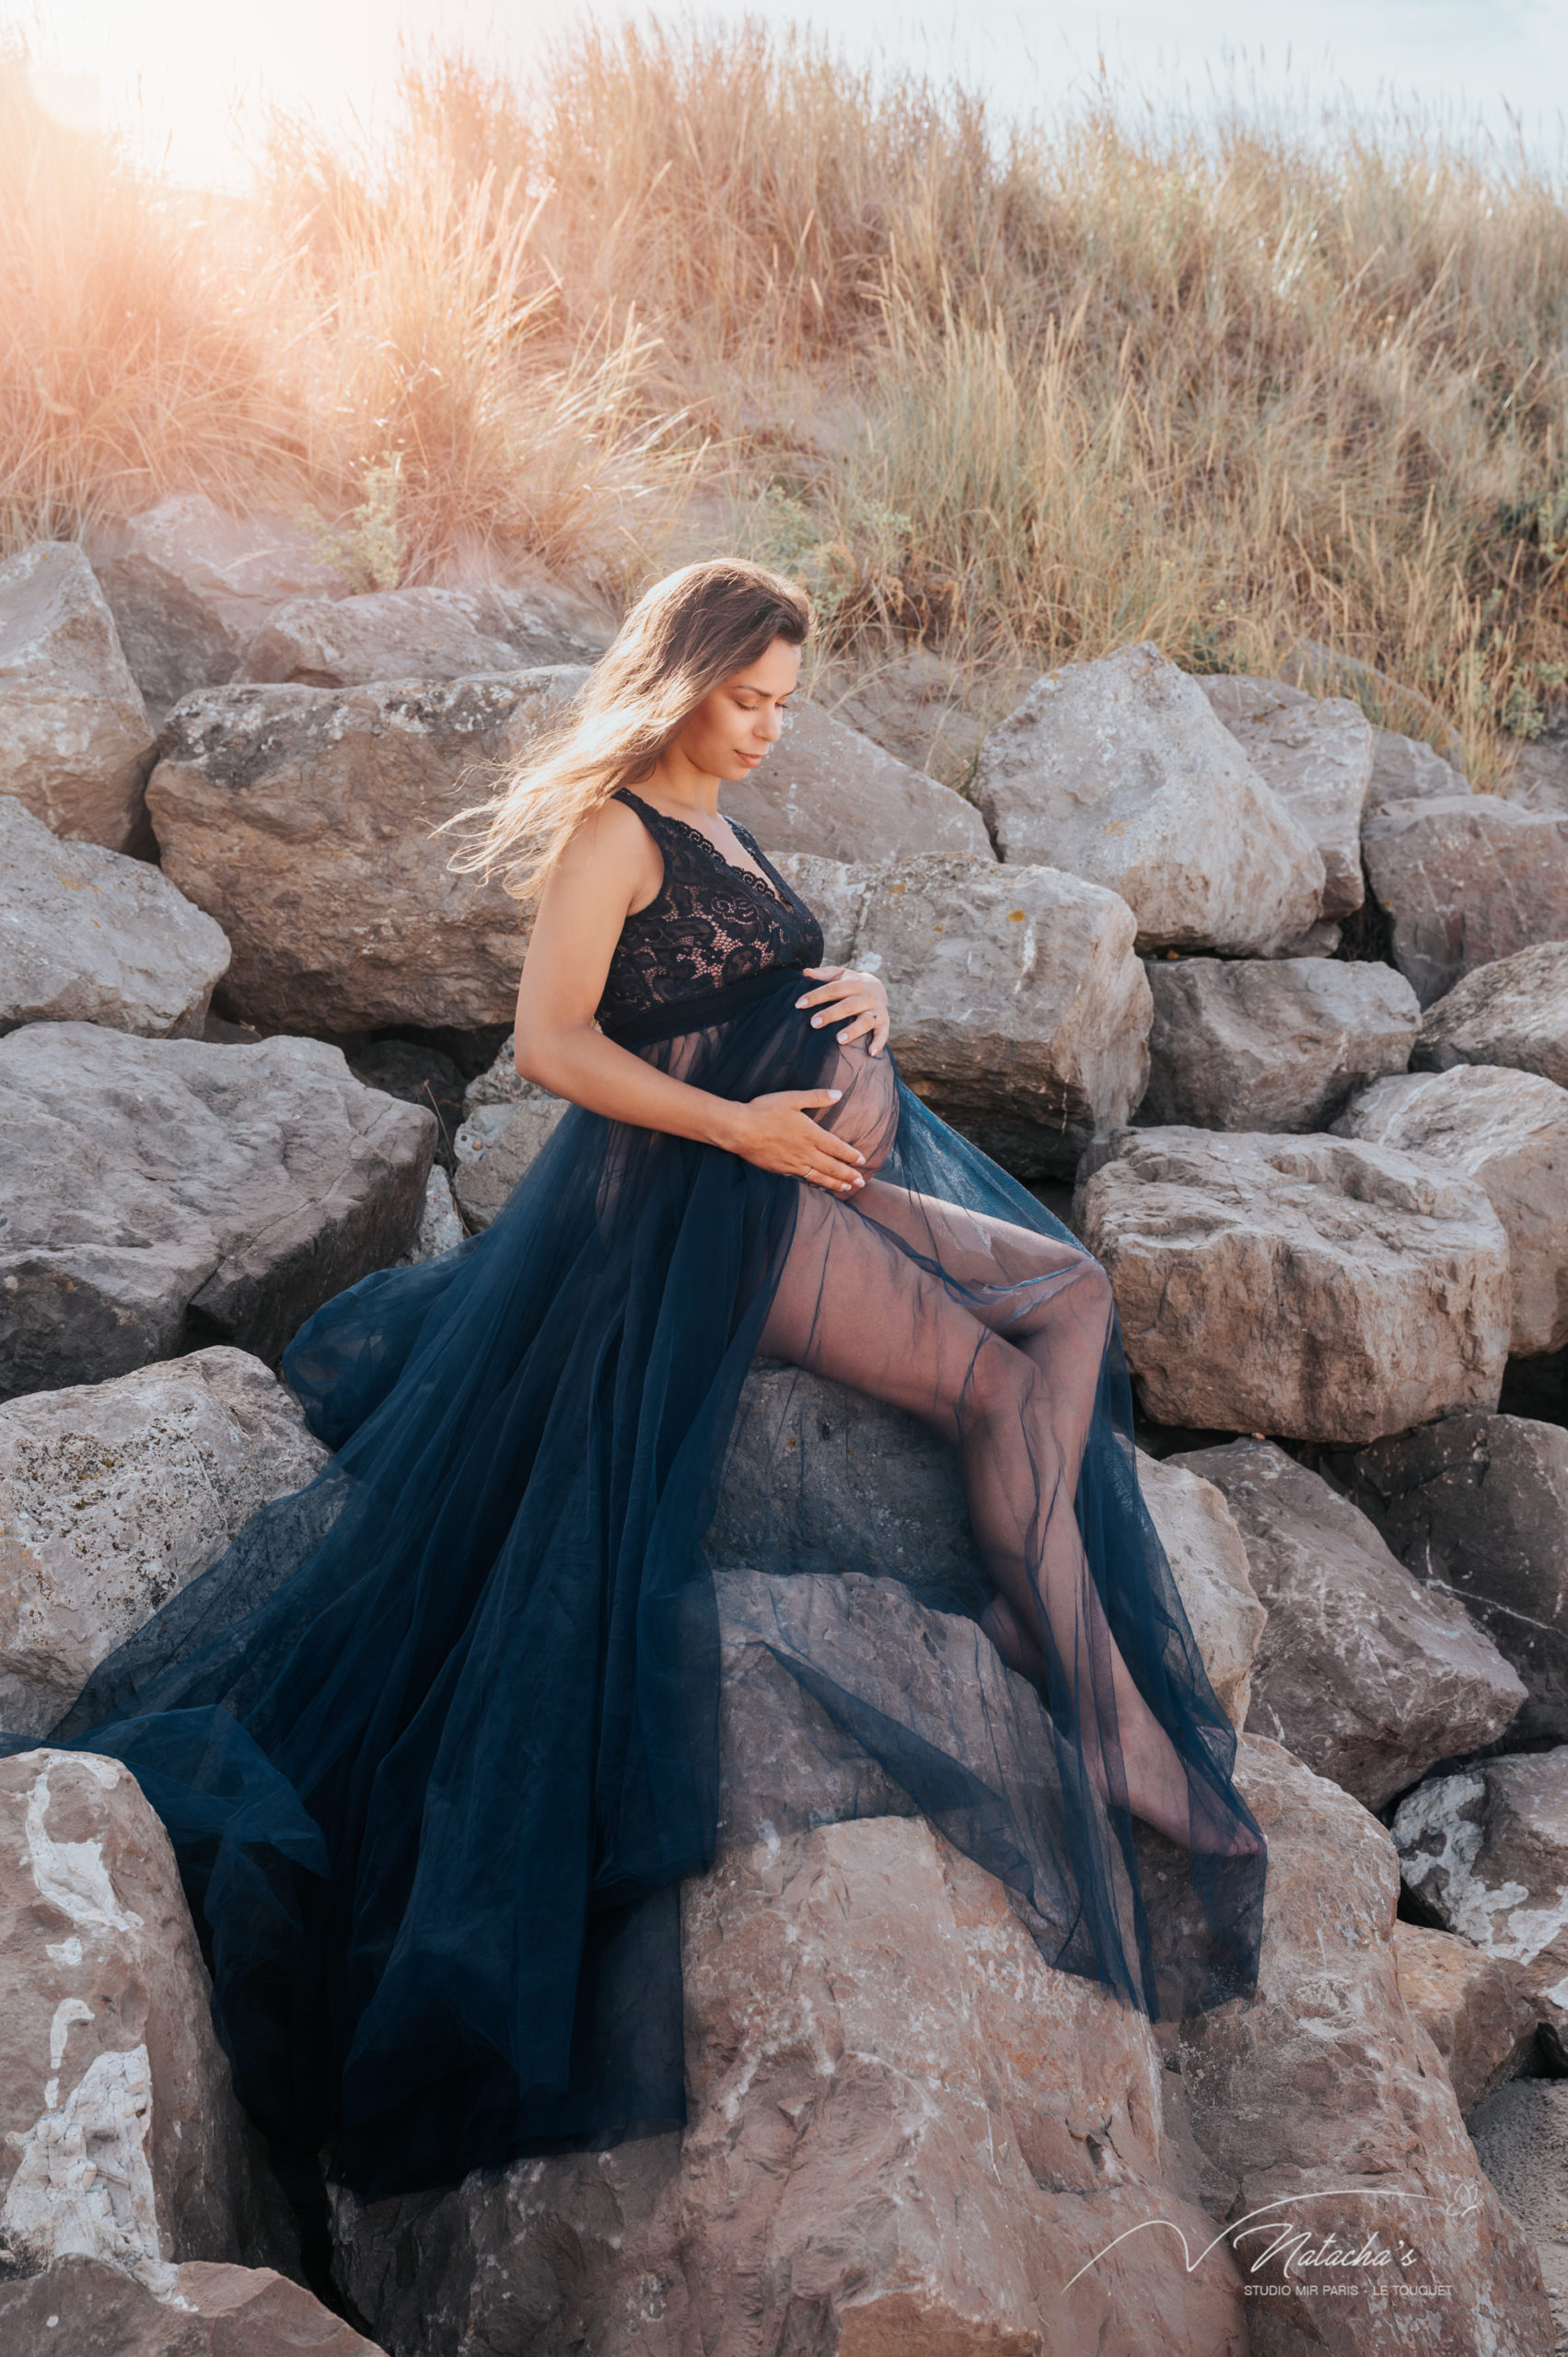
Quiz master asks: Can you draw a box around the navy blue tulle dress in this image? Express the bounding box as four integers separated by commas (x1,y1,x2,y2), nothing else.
4,790,1264,2200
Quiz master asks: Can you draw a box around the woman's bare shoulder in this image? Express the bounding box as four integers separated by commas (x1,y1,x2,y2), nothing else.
553,794,657,884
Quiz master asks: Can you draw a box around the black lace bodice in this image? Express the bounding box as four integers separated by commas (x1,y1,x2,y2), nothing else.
596,788,824,1041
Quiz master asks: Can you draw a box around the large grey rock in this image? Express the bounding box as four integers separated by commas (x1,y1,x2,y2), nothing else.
1198,674,1374,917
233,581,606,687
1171,1438,1525,1807
0,2255,385,2355
1335,1063,1568,1356
147,668,586,1033
1075,1127,1512,1443
1367,726,1466,811
1363,793,1568,1004
331,1812,1248,2357
0,542,155,852
398,1166,467,1261
1282,639,1469,770
709,1362,1265,1729
0,1748,269,2292
722,699,994,865
0,1025,435,1400
1392,1751,1568,2015
824,643,992,787
0,1348,327,1736
1392,1922,1542,2112
1153,1736,1551,2350
1416,940,1568,1091
0,795,229,1039
449,1039,570,1230
972,643,1326,953
1141,954,1419,1132
85,493,348,713
778,851,1152,1178
1351,1413,1568,1744
1469,2078,1568,2349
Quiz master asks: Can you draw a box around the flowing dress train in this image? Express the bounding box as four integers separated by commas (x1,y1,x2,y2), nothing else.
0,793,1265,2200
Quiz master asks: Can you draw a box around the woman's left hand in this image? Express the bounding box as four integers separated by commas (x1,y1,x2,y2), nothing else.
796,966,890,1055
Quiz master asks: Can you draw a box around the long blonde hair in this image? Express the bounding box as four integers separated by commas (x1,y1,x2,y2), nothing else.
448,558,812,903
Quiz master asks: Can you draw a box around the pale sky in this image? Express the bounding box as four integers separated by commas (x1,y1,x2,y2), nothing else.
18,0,1568,189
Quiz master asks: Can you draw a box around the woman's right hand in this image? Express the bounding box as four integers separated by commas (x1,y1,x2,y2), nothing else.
722,1090,866,1192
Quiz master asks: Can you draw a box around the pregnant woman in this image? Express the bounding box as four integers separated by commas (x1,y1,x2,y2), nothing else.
8,559,1263,2203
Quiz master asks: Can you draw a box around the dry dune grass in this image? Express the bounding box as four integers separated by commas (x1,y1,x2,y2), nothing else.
5,21,1567,772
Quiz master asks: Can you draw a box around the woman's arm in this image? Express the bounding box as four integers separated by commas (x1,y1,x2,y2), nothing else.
511,803,867,1193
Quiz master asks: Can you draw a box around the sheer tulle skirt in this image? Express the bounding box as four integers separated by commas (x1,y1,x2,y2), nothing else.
2,970,1263,2200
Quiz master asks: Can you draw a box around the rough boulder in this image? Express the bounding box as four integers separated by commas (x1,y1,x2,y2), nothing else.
1141,954,1419,1132
0,541,155,852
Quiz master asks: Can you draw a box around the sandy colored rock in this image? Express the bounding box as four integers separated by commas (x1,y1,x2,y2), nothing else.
722,698,994,865
1171,1439,1525,1807
1075,1126,1512,1443
0,2252,384,2354
1367,726,1465,811
709,1363,1264,1729
0,1348,327,1736
0,1025,435,1401
1282,639,1469,769
146,668,585,1033
1156,1735,1551,2354
0,1748,268,2293
1199,674,1374,917
1392,1922,1542,2112
86,493,349,713
1416,940,1568,1091
1392,1750,1568,2015
1363,793,1568,1005
1469,2077,1568,2350
1336,1062,1568,1356
1351,1413,1568,1745
973,643,1326,953
1142,954,1419,1132
825,644,991,785
779,851,1152,1178
0,542,155,852
0,796,229,1039
331,1813,1247,2357
234,582,605,687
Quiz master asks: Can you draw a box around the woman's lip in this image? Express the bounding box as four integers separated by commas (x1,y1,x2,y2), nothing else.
738,750,765,767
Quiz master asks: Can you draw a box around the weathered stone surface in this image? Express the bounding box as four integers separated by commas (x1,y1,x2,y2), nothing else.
398,1166,467,1260
825,643,993,786
723,698,994,865
1335,1063,1568,1356
0,1749,267,2292
1416,940,1568,1091
1367,726,1465,811
1393,1751,1568,2015
0,796,229,1039
86,493,348,713
331,1813,1248,2357
1351,1414,1568,1744
778,852,1152,1178
1391,1922,1542,2112
0,2253,384,2354
1363,793,1568,1005
0,1025,435,1400
973,644,1326,953
0,1348,326,1737
1170,1439,1525,1807
0,542,155,852
1469,2077,1568,2349
449,1037,570,1230
1075,1127,1512,1444
1157,1735,1551,2352
709,1363,1265,1729
234,583,605,687
1199,675,1374,917
1282,639,1469,770
1141,954,1419,1132
146,668,586,1033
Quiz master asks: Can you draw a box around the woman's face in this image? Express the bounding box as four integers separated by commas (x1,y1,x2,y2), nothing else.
676,635,802,781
